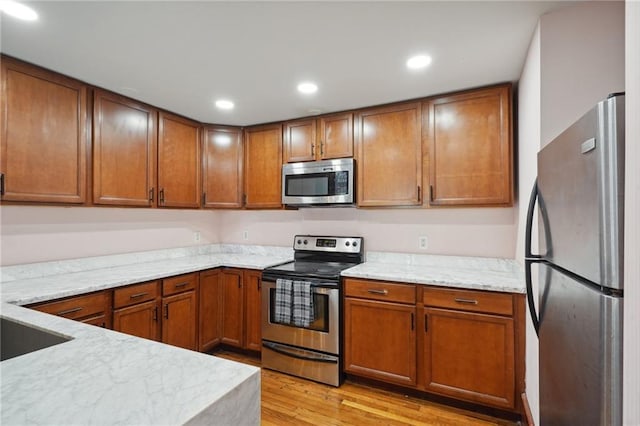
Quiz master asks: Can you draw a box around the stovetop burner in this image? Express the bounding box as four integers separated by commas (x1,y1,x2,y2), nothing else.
263,235,364,282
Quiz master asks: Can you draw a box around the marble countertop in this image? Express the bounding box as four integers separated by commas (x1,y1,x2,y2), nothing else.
342,251,525,294
0,244,292,425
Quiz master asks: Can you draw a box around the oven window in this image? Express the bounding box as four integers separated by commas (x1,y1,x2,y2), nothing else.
285,171,349,197
269,288,329,332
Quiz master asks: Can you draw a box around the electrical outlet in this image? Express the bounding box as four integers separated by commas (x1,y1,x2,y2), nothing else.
193,231,201,242
243,230,249,241
419,236,428,250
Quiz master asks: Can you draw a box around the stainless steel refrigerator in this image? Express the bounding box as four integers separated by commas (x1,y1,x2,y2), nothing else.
525,93,624,425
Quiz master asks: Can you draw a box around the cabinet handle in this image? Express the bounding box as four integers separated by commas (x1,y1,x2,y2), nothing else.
57,306,83,316
429,185,434,202
153,306,158,321
0,173,5,196
320,141,324,156
367,289,388,295
159,188,165,204
411,313,414,331
130,292,148,299
425,314,428,332
174,282,189,289
417,186,421,202
149,187,154,202
100,322,106,328
164,304,169,319
311,144,315,157
258,279,261,290
202,192,206,205
454,298,479,305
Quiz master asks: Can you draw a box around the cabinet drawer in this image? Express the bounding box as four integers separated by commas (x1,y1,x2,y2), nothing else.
423,287,513,316
113,281,159,309
162,273,198,296
344,279,416,304
31,291,110,320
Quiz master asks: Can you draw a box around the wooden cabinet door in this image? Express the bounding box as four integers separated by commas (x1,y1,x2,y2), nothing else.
199,269,221,352
93,90,156,206
220,269,244,347
244,124,282,208
355,103,422,206
425,84,512,206
319,112,353,160
157,112,201,208
423,307,515,409
283,119,316,163
162,291,197,350
1,58,87,204
243,270,262,351
113,300,161,342
202,126,243,208
344,298,417,387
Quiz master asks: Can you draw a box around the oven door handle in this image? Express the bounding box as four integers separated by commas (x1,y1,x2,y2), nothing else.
263,341,338,364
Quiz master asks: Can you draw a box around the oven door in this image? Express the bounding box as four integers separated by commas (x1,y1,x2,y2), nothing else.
261,279,340,355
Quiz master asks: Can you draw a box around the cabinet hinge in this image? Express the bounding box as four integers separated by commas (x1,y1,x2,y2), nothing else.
0,173,4,196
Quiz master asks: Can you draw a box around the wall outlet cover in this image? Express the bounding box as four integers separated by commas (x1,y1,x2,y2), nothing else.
419,236,428,250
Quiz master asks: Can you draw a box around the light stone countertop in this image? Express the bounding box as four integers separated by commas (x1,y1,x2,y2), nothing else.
341,251,525,294
0,244,293,426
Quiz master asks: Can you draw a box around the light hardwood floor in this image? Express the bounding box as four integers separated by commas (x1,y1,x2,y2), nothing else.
214,350,517,426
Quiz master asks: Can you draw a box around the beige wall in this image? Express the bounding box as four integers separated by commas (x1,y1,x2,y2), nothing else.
516,1,626,423
623,1,640,423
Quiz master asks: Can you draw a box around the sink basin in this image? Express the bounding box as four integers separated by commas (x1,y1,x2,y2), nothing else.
1,317,71,361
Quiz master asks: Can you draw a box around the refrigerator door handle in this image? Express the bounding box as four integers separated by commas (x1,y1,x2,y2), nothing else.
525,179,541,335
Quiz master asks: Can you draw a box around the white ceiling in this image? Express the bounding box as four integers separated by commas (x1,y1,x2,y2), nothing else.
1,1,576,126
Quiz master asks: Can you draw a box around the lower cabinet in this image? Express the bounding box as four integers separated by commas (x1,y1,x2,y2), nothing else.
343,278,524,413
29,290,112,329
344,279,417,386
113,300,160,341
217,268,262,351
162,290,197,350
199,269,222,352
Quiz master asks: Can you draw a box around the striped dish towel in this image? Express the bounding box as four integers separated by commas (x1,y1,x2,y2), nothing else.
274,279,292,324
292,281,315,327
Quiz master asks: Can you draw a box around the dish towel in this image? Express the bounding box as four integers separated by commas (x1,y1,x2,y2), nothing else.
292,280,315,328
274,279,293,324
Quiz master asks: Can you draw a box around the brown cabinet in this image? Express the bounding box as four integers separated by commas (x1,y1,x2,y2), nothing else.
202,126,243,208
220,269,244,347
344,279,417,386
283,113,353,163
422,286,522,411
424,84,513,206
199,269,222,352
161,273,198,350
157,112,201,208
355,103,422,206
113,281,161,341
243,124,282,208
29,290,112,329
93,90,156,206
243,270,262,351
1,57,88,204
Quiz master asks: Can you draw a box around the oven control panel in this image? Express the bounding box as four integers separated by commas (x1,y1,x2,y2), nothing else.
293,235,363,254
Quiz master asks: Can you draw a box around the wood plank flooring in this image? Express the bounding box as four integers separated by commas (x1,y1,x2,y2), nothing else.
214,350,517,426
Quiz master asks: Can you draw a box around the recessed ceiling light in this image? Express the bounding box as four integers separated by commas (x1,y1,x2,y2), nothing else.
215,99,234,110
297,82,318,94
0,0,38,21
406,55,432,70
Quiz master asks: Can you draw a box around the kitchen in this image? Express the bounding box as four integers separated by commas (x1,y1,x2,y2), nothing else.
0,1,638,425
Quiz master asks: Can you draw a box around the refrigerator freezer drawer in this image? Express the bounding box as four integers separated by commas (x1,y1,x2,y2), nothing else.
539,264,623,426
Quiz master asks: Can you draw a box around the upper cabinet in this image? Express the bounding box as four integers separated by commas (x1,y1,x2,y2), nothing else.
355,103,422,207
244,124,282,209
283,113,353,163
0,57,88,204
93,90,156,207
202,126,243,208
157,112,201,208
424,84,513,206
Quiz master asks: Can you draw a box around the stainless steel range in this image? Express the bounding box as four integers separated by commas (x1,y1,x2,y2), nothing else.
261,235,364,386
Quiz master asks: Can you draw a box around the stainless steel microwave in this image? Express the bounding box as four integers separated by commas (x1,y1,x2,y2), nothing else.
281,158,354,206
